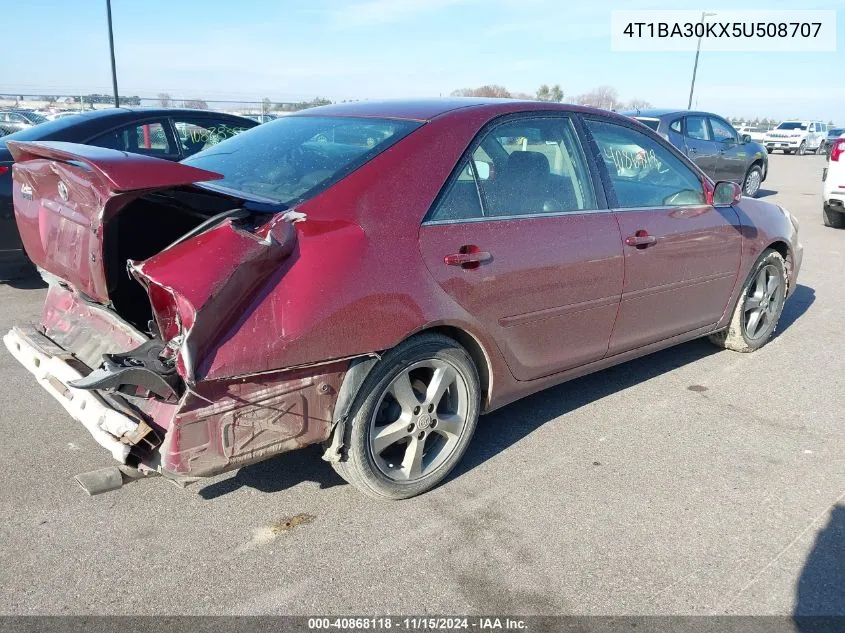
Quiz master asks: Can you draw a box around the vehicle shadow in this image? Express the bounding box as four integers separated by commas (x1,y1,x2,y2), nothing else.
757,189,778,199
2,273,46,290
451,283,815,484
777,284,815,336
793,504,845,625
198,284,815,499
197,444,345,500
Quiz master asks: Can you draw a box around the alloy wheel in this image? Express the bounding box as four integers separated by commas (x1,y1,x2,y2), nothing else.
742,264,784,341
744,169,761,197
368,359,470,482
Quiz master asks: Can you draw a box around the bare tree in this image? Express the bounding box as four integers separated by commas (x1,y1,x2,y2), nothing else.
451,85,512,98
157,92,172,108
184,99,208,110
574,86,621,111
625,98,652,111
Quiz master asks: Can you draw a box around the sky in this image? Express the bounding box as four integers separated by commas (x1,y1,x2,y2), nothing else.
2,0,843,121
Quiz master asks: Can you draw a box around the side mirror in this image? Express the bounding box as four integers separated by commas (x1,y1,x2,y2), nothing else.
741,134,752,144
713,181,742,206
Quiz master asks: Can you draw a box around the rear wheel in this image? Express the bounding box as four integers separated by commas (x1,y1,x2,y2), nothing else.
331,333,480,500
743,164,763,198
823,204,845,228
709,249,787,352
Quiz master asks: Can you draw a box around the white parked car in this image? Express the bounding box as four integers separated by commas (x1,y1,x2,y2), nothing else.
764,120,827,155
736,125,770,142
823,134,845,228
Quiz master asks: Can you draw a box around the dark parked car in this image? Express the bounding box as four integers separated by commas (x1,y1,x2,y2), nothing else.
0,108,257,278
823,127,844,158
3,100,802,499
0,109,48,136
624,109,769,198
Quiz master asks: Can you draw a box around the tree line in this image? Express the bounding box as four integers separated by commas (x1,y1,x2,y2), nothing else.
450,84,651,111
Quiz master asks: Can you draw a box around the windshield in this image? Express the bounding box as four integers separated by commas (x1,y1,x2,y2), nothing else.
634,118,660,131
776,122,807,130
183,116,421,205
25,112,48,124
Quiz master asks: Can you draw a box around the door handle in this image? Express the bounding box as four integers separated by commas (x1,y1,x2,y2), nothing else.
688,147,697,154
625,231,657,249
444,245,492,270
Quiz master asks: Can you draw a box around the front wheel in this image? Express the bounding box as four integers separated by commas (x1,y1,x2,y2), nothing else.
743,165,763,198
709,249,787,352
796,141,806,156
331,333,480,500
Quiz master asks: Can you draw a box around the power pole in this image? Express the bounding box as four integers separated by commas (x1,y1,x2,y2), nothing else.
687,11,716,110
106,0,120,108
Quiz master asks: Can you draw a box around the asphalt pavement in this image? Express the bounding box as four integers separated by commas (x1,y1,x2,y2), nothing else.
0,152,842,616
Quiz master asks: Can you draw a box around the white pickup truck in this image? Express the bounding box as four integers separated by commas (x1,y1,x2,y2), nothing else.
763,120,827,155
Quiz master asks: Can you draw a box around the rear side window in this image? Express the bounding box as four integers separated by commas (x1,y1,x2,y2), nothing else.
427,116,596,222
669,119,682,133
90,121,174,156
586,119,705,209
685,116,710,141
183,116,420,206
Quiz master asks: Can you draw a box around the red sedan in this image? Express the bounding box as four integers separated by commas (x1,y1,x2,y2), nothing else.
4,99,802,499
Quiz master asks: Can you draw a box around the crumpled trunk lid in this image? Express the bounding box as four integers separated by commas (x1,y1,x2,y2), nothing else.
7,140,223,302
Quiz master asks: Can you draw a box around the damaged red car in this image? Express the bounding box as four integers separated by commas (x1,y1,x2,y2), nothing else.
4,100,802,499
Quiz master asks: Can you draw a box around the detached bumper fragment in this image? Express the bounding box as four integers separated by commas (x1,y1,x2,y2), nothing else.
3,326,154,463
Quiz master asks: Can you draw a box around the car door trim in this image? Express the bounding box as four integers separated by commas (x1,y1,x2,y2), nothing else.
621,270,737,301
499,294,620,328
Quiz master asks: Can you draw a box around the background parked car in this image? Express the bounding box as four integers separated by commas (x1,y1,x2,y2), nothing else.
624,109,769,197
763,120,827,155
0,107,257,279
822,136,845,228
822,126,844,158
0,110,48,137
735,124,773,142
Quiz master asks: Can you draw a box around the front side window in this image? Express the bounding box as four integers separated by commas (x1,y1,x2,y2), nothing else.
183,116,420,206
586,119,705,209
686,116,710,141
710,118,737,143
90,121,174,156
428,116,596,222
172,118,252,156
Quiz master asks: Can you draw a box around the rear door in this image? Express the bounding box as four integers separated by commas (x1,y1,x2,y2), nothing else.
681,115,718,179
419,115,623,381
583,117,741,355
709,116,746,183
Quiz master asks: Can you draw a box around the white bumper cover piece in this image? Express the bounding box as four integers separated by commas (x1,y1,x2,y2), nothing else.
3,327,140,463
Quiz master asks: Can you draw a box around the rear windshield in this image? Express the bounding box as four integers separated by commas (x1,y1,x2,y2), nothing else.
634,118,660,131
183,115,422,205
776,122,807,130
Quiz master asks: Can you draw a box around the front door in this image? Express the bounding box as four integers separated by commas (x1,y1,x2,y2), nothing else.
682,115,718,179
419,115,623,381
583,118,742,355
709,116,747,183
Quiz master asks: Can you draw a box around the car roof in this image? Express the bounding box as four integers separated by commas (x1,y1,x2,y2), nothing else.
291,98,634,122
620,108,718,120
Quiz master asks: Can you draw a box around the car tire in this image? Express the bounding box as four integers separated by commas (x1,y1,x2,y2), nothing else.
709,249,787,353
742,164,763,198
823,204,845,229
783,150,793,155
331,333,480,500
796,141,806,156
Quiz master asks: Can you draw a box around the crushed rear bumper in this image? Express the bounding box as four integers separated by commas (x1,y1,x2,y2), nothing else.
3,326,155,463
